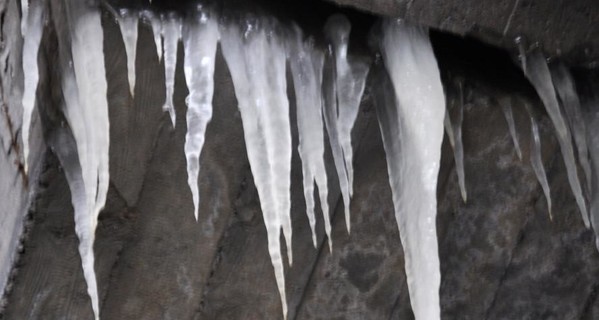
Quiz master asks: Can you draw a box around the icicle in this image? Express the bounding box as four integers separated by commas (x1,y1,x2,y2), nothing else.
443,91,467,202
117,10,139,97
162,14,181,127
499,97,523,160
522,51,589,227
142,10,163,61
378,18,443,320
550,63,592,193
220,17,292,320
288,26,331,250
525,103,552,219
323,14,369,233
21,0,29,35
58,1,111,318
21,0,45,174
182,9,219,221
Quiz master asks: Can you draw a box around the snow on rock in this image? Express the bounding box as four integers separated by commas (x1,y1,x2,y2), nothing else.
182,8,219,221
288,26,331,249
522,51,589,227
377,18,444,320
117,10,139,97
162,14,182,127
21,0,45,174
220,16,293,320
322,14,369,233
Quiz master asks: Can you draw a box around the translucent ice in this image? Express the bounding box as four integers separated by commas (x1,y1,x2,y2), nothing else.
21,0,45,173
525,102,552,218
117,10,139,97
220,17,292,320
523,51,588,227
550,63,591,193
323,14,369,233
499,97,523,160
288,26,331,249
378,18,443,320
162,14,182,127
182,9,219,221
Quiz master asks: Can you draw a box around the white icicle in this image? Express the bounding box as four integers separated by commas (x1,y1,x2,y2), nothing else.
550,63,592,193
522,51,589,227
525,103,552,219
21,0,29,35
21,0,45,174
378,18,444,320
143,11,162,61
323,14,369,233
60,2,111,318
162,14,181,127
288,26,331,249
220,18,292,320
499,97,523,160
182,10,219,221
117,10,139,97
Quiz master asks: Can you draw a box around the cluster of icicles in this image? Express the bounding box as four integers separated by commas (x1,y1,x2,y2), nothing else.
17,1,598,319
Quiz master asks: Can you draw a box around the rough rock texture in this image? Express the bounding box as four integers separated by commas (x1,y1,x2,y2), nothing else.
327,0,599,67
0,0,45,305
2,1,599,320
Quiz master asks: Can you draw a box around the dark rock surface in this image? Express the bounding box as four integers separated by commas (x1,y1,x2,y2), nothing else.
2,1,599,320
326,0,599,67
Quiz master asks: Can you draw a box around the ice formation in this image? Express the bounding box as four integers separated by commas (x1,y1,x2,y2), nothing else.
378,18,444,320
52,1,111,318
323,14,369,232
182,9,219,221
117,10,139,97
550,63,592,193
288,27,331,249
162,14,182,127
522,51,589,227
444,82,467,202
220,17,293,319
499,97,523,160
143,11,163,61
525,102,552,218
21,0,45,174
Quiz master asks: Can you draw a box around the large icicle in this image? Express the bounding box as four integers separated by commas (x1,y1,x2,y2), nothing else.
550,63,592,193
378,19,444,320
288,26,331,249
220,17,292,320
117,10,139,97
444,82,467,202
58,1,111,318
182,10,219,221
322,14,369,233
522,51,589,227
162,14,182,127
499,97,523,160
525,103,552,218
21,0,45,174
